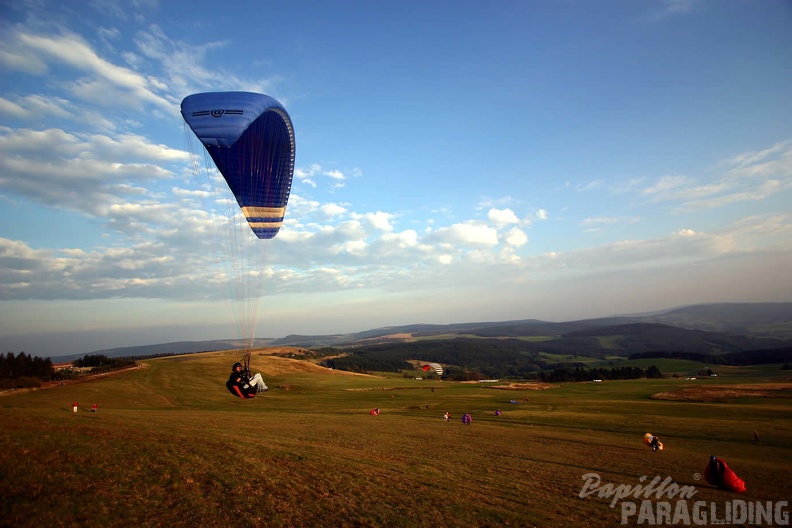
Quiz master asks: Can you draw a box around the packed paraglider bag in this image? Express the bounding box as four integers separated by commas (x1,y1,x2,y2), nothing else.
704,455,746,493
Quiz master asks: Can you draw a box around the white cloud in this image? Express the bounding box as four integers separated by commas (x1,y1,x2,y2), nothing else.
351,211,393,232
581,216,620,227
17,31,174,110
0,95,78,121
87,132,186,162
641,175,690,197
428,222,499,246
0,127,183,215
0,98,28,119
549,213,792,273
725,139,792,180
340,239,367,256
637,141,792,212
675,179,784,212
381,229,419,248
319,203,348,218
504,227,528,247
0,235,218,301
0,40,48,75
131,24,259,95
487,208,520,227
294,163,354,190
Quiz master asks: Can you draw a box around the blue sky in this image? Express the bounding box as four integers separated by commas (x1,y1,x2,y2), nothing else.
1,0,791,358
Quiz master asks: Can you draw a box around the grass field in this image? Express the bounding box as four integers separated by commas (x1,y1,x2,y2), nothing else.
2,349,791,527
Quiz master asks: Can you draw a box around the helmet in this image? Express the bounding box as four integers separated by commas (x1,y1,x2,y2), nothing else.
232,362,243,371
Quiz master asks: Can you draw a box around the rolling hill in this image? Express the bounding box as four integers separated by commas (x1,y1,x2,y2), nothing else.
5,348,792,527
50,302,792,362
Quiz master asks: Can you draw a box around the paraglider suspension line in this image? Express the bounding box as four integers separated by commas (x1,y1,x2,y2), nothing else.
242,350,251,374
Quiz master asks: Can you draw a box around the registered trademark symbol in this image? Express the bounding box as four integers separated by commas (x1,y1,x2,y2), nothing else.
693,472,701,480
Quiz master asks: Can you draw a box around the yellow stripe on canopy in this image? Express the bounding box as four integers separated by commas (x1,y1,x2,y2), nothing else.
241,206,286,219
249,221,283,229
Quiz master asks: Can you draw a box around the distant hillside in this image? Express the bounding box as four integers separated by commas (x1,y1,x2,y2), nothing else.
50,302,791,361
564,322,788,354
51,338,273,363
635,303,792,338
316,332,792,380
270,302,792,347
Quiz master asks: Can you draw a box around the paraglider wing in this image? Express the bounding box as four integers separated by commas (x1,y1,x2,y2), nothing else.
705,456,746,493
643,433,663,451
181,92,296,239
422,363,444,376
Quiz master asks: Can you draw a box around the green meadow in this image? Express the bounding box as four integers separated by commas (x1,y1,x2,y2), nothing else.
2,350,791,527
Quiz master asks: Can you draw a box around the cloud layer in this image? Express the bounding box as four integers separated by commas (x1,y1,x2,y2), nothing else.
1,1,790,356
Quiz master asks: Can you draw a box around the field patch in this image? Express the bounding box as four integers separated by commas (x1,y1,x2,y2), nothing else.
259,355,377,377
485,382,555,390
651,383,792,401
2,352,792,528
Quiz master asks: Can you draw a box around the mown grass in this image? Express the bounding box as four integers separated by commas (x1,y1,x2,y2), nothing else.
1,351,791,527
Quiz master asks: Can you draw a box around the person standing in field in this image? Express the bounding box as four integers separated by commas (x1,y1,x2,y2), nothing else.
91,403,98,413
72,401,78,413
444,411,450,422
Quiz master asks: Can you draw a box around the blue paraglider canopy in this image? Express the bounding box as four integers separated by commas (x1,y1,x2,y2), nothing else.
181,92,296,239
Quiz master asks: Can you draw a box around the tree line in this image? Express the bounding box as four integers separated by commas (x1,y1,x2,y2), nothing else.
0,352,55,389
629,347,792,365
72,354,137,373
0,352,53,378
538,365,663,383
1,352,136,389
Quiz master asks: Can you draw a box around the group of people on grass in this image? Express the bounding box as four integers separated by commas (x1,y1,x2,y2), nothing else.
71,401,98,413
